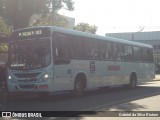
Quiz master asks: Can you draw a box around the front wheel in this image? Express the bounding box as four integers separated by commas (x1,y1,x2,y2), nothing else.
74,79,85,96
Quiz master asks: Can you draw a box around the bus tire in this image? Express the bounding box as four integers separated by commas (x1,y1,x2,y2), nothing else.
74,78,85,97
130,74,137,88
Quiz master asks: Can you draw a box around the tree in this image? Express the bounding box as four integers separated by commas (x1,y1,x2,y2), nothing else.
32,13,69,28
0,17,12,35
0,18,10,54
74,23,97,34
0,0,74,29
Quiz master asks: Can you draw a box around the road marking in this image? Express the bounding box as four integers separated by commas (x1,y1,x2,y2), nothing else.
82,91,160,111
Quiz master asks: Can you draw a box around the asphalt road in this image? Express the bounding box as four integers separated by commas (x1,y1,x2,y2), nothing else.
1,78,160,119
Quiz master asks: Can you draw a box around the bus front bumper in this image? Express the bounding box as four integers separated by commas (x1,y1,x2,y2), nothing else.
7,82,51,93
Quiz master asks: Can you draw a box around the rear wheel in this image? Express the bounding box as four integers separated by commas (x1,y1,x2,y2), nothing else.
130,74,137,88
74,79,85,96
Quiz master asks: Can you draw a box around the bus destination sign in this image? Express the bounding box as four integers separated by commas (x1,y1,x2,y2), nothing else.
18,30,42,37
11,27,51,40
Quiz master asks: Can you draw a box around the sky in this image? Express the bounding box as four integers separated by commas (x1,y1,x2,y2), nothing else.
59,0,160,36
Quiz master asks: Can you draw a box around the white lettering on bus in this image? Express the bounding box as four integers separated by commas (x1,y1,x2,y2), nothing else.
18,30,42,37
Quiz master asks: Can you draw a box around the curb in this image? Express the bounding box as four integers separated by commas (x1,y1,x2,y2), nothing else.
154,75,160,81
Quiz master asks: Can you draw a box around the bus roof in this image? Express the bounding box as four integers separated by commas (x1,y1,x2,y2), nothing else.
13,26,153,48
51,26,152,48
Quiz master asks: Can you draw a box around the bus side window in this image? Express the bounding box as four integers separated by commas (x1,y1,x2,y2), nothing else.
84,39,99,59
100,41,108,60
108,42,113,60
148,48,154,62
142,48,154,62
71,36,85,58
116,44,124,61
112,43,119,60
54,33,70,64
124,45,133,61
142,48,148,61
133,46,142,61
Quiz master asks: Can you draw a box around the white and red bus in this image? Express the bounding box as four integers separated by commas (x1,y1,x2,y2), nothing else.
7,26,155,96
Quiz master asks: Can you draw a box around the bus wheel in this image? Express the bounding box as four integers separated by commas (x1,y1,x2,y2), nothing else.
130,74,137,88
74,79,85,96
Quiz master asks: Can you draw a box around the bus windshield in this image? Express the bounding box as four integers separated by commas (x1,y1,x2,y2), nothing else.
9,38,51,70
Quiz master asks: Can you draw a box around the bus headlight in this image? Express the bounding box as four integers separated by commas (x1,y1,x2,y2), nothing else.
8,75,17,83
44,74,49,79
8,76,12,80
39,74,49,82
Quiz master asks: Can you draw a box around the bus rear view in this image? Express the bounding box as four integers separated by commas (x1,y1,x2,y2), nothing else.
8,27,53,95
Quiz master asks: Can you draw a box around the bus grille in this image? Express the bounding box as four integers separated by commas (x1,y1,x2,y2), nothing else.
19,84,35,89
18,78,37,83
14,72,41,78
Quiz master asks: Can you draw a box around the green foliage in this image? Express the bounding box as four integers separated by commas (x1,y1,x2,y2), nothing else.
0,18,12,35
0,43,8,53
32,13,69,28
0,0,74,29
52,0,74,11
0,18,10,53
74,23,98,34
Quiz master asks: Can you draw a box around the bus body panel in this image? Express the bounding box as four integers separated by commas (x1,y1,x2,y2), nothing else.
7,26,155,94
53,63,73,91
73,60,95,89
